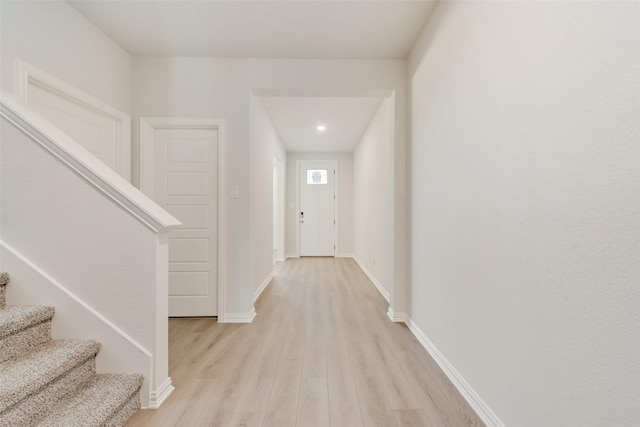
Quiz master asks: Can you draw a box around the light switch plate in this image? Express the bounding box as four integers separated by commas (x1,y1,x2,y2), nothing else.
230,185,239,199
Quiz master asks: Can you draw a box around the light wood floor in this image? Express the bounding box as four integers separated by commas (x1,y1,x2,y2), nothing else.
127,257,484,427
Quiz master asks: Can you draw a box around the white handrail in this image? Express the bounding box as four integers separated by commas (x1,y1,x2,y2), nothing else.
0,96,180,232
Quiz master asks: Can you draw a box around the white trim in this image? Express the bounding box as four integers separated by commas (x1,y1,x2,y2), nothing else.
224,308,257,324
140,117,226,321
354,256,390,303
404,316,505,427
296,160,339,257
285,254,300,260
147,377,174,409
334,164,340,256
14,59,132,181
254,272,274,302
336,253,354,258
1,240,153,357
0,98,180,233
387,307,407,323
218,126,227,322
274,157,286,264
295,161,301,257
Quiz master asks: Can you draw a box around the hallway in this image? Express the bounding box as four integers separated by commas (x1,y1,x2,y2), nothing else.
127,257,483,426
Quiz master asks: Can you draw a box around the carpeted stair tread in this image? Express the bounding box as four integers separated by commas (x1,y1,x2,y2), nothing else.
33,373,143,427
0,339,100,412
0,358,96,427
0,305,55,363
0,305,54,339
0,284,5,308
0,321,52,364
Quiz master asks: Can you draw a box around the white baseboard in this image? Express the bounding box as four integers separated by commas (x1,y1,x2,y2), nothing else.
147,377,174,409
404,316,505,427
336,253,354,258
387,306,407,323
353,256,390,302
285,254,299,260
254,272,274,302
223,307,257,323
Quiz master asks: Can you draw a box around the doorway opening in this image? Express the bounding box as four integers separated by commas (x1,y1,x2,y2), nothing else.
251,90,402,322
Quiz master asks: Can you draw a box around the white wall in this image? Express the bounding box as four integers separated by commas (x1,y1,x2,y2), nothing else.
0,1,132,114
407,2,640,426
353,98,392,299
286,152,354,258
133,58,406,317
250,95,286,299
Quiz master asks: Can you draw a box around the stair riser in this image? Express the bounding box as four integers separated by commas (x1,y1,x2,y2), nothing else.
0,321,52,362
0,358,96,427
104,393,142,427
31,374,143,427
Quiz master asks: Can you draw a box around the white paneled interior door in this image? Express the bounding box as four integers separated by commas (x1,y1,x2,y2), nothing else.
299,162,336,256
152,127,219,316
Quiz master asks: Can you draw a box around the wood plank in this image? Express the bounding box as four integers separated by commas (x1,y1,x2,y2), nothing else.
394,350,483,426
301,311,327,379
227,412,265,427
235,309,289,412
326,330,364,427
367,328,420,410
348,334,397,426
296,378,330,427
280,314,306,359
170,322,239,384
261,358,302,427
173,378,240,427
393,409,434,427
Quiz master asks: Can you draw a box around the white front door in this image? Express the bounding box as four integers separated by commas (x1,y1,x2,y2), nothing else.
299,162,336,256
150,127,219,316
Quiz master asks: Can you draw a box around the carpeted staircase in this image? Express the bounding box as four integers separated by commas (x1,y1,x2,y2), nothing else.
0,274,143,426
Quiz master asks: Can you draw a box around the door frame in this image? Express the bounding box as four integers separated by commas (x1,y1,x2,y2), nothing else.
15,59,131,181
140,117,227,321
296,159,339,257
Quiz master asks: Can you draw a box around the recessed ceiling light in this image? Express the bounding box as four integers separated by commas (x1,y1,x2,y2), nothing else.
316,125,326,132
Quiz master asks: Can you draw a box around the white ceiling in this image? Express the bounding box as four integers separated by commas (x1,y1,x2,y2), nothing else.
67,1,437,152
260,97,384,152
68,1,437,59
